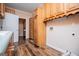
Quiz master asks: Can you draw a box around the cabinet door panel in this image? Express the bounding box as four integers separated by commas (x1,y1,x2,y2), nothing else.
56,3,64,14
33,9,38,46
65,3,79,12
45,3,51,19
34,7,46,48
50,3,65,18
50,3,57,17
34,16,38,45
41,5,46,20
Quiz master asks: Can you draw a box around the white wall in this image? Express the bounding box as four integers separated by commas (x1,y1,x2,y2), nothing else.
15,9,32,39
0,9,32,42
3,13,19,42
46,14,79,56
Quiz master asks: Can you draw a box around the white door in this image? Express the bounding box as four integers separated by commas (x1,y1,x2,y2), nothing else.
3,13,19,42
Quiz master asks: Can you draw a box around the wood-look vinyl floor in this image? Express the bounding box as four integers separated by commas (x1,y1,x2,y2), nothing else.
15,37,62,56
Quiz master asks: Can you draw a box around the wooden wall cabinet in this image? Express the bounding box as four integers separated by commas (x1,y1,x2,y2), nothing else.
31,7,46,48
44,3,51,19
64,3,78,11
38,6,46,48
64,3,79,15
50,3,57,18
5,6,15,14
44,3,79,21
55,3,65,17
44,3,65,21
34,7,42,47
0,3,15,19
0,3,5,18
33,15,38,46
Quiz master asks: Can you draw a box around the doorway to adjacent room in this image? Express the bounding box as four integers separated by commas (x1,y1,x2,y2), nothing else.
19,18,26,44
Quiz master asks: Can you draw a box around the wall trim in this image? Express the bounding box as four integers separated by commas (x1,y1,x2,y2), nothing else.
47,43,66,53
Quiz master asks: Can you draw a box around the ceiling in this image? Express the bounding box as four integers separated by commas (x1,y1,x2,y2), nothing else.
6,3,43,13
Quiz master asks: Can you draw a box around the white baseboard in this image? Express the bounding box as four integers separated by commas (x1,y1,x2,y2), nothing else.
47,43,66,53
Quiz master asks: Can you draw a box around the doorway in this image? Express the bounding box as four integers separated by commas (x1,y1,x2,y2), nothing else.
19,18,26,44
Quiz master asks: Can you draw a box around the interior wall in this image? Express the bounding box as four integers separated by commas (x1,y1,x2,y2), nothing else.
46,13,79,55
0,9,32,40
2,13,19,42
15,9,32,39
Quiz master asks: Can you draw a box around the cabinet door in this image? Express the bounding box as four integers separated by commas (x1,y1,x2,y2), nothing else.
56,3,64,15
50,3,57,17
38,7,46,48
41,5,46,21
44,3,51,19
64,3,79,12
36,7,42,47
33,9,38,46
0,3,5,18
34,15,38,46
55,3,66,18
50,3,65,18
34,7,46,48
